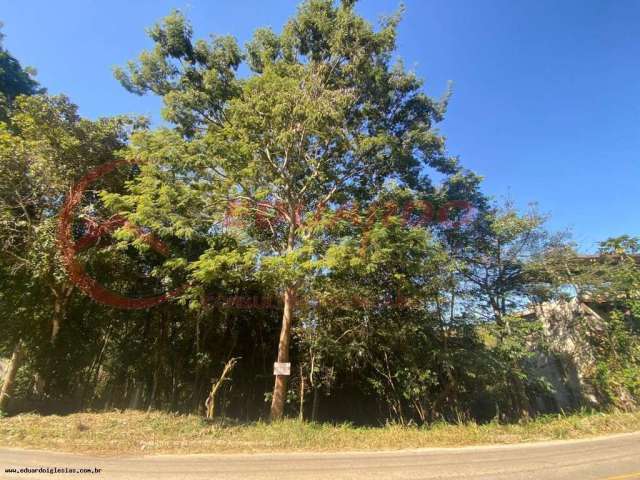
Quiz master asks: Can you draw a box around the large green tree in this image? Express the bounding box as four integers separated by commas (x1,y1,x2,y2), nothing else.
0,94,136,410
112,0,476,419
0,24,43,120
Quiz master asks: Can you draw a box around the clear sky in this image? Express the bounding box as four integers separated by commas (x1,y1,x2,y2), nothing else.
1,0,638,251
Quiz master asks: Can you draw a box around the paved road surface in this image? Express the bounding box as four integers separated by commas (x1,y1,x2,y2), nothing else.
1,433,639,480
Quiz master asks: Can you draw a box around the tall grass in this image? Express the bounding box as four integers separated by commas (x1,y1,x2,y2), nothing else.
1,410,638,455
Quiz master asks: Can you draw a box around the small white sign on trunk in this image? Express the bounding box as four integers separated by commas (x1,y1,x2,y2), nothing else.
273,362,291,376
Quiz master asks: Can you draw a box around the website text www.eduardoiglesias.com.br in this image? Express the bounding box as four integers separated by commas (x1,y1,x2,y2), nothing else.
4,466,102,475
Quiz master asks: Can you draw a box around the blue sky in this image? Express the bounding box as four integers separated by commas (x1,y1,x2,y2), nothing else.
1,0,638,251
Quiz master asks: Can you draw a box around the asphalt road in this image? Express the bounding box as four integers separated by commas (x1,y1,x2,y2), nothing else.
1,433,639,480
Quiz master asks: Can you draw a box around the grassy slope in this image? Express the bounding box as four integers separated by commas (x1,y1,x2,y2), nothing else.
1,410,639,456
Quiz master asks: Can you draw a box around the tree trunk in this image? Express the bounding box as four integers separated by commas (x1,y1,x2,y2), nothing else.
80,327,111,409
128,382,143,410
51,301,62,344
148,369,159,412
50,285,72,344
298,365,305,422
37,288,71,398
311,386,320,422
0,341,24,413
270,286,294,420
205,357,239,419
148,313,166,411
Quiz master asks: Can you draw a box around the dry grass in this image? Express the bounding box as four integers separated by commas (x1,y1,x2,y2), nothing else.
1,410,639,456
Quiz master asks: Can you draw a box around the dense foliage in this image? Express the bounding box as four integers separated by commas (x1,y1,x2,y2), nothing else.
0,1,638,424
